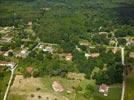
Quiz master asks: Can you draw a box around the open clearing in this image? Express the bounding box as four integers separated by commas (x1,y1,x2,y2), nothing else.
8,75,122,100
8,75,94,100
125,67,134,100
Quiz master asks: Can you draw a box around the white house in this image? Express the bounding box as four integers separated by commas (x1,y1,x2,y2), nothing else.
43,46,53,54
0,61,16,69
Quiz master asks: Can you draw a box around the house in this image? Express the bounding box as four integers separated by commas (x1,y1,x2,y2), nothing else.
111,48,119,54
65,53,73,61
129,52,134,58
85,53,90,59
126,38,134,46
43,46,53,54
26,67,33,74
99,84,109,96
0,61,16,69
52,81,64,92
39,44,44,49
16,48,29,58
28,21,32,26
90,53,100,58
79,40,90,46
99,32,109,35
3,49,13,57
38,44,53,54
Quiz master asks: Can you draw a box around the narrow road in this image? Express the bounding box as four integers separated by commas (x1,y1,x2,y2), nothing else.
121,47,125,100
3,65,17,100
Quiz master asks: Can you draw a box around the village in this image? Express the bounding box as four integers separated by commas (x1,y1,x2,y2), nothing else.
0,20,134,100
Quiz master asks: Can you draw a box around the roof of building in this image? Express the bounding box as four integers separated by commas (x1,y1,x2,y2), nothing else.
52,81,64,92
99,84,109,91
26,67,33,74
66,53,73,60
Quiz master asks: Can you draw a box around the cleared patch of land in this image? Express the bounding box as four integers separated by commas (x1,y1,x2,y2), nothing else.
8,75,122,100
8,75,94,100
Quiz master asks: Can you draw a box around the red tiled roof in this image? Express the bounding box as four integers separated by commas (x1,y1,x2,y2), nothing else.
26,67,33,73
100,84,109,91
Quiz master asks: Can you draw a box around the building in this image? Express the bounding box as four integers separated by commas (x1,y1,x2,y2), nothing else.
52,81,64,92
26,67,33,74
99,84,109,96
65,53,73,61
3,49,13,57
85,53,90,59
43,46,53,54
111,48,119,54
79,40,90,46
28,21,32,26
129,52,134,58
0,61,16,69
90,53,100,58
16,48,29,58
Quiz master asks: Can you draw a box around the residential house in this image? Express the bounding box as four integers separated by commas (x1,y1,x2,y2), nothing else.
85,53,90,59
3,49,13,57
26,67,33,74
99,84,109,96
65,53,73,61
43,46,53,54
16,48,29,58
52,81,64,92
111,48,120,54
90,53,100,58
129,52,134,58
28,21,32,26
79,40,90,46
38,44,54,54
0,61,16,69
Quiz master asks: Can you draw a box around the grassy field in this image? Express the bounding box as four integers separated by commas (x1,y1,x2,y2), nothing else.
0,68,11,100
125,68,134,100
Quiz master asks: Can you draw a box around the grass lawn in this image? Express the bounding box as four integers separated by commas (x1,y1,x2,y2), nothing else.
125,68,134,100
0,68,11,100
94,86,122,100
